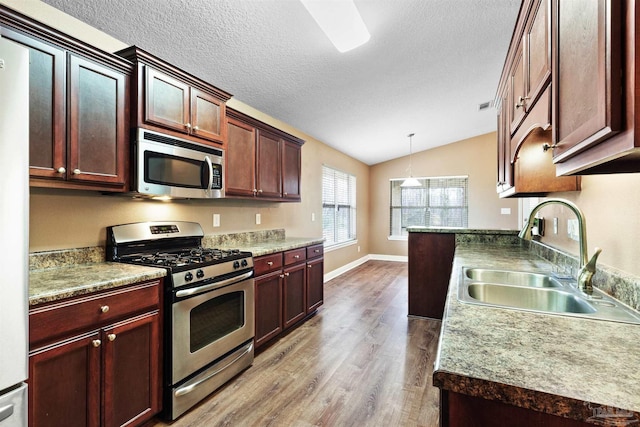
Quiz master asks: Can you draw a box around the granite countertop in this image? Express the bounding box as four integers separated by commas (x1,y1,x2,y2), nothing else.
29,262,167,306
214,237,324,257
29,234,323,306
433,243,640,423
407,226,518,235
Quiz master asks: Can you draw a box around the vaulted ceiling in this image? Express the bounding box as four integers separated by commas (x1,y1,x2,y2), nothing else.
42,0,521,165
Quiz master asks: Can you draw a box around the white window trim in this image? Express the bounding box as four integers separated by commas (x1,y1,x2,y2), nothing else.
322,164,357,247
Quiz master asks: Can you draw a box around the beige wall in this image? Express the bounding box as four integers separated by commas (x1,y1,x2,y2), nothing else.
369,132,520,256
532,173,640,277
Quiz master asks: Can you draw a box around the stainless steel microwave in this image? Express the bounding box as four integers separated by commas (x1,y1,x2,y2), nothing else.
134,129,224,199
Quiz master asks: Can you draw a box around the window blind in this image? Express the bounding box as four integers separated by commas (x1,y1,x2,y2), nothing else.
322,166,356,246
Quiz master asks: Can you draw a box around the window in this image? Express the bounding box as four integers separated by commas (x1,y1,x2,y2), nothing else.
322,166,356,247
390,176,468,237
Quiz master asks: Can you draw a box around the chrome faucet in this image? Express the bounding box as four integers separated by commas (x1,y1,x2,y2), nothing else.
518,198,602,295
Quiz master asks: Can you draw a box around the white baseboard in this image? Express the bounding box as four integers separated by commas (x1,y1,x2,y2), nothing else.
323,254,407,282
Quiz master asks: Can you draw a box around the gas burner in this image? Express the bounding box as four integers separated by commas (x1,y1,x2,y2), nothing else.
122,248,246,268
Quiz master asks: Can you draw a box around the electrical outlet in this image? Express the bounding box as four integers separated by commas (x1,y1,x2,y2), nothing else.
567,219,579,241
501,207,511,215
256,213,261,225
357,246,361,252
213,214,220,227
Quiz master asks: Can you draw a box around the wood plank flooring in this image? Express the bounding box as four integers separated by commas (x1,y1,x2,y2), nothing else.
148,260,441,427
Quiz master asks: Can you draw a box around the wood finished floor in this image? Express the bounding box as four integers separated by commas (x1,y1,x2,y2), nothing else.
149,260,441,427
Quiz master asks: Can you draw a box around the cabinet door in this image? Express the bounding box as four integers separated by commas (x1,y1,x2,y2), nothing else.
524,0,551,106
551,0,623,161
254,270,283,348
191,88,225,144
226,117,257,197
306,257,324,313
29,332,101,427
68,55,127,186
256,131,282,198
0,28,66,180
102,311,160,427
281,140,301,200
509,43,526,134
283,263,306,329
145,67,190,133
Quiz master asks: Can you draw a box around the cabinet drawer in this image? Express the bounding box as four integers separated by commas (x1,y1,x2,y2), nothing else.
306,244,323,259
29,280,161,347
254,253,283,276
284,248,306,266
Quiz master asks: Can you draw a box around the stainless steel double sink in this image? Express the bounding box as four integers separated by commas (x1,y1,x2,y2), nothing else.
458,267,640,324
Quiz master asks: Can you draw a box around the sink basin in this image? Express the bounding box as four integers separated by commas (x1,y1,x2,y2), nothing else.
466,283,596,314
464,268,563,288
458,266,640,324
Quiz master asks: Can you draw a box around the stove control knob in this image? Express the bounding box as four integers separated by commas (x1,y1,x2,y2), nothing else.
233,261,240,269
241,259,248,267
196,269,204,279
185,272,193,282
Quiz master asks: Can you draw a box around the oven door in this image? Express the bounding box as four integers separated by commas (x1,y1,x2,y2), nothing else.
171,274,254,383
136,129,224,199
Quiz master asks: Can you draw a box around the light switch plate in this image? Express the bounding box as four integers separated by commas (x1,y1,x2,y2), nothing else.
567,219,579,241
213,214,220,227
256,213,261,225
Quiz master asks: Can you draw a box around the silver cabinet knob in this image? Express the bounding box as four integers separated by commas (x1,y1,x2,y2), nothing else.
308,265,312,269
294,255,300,259
185,123,192,129
267,261,274,266
193,126,199,131
73,169,81,175
279,274,285,278
107,334,116,342
92,339,101,348
100,305,109,313
284,272,290,277
57,167,66,174
257,189,263,193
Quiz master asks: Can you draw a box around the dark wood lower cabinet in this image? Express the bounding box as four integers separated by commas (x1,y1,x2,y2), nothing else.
408,232,456,319
28,280,162,427
254,245,324,349
283,263,307,329
254,270,283,348
441,390,591,427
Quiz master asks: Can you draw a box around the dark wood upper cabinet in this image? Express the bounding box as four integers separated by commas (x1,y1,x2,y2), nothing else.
256,130,282,199
282,140,302,200
226,117,257,197
226,108,304,201
551,0,624,163
117,46,231,148
495,0,579,198
0,6,132,191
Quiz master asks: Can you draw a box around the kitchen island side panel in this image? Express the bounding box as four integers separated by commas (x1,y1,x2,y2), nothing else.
408,232,455,319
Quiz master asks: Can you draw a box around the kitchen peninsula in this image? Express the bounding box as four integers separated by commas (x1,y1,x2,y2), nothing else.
408,228,640,426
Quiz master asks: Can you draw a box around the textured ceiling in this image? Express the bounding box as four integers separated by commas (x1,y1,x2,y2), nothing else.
41,0,521,165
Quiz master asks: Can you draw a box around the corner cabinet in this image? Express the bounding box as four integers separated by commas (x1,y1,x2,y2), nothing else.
495,0,580,197
28,280,162,427
253,244,323,350
116,46,231,148
0,7,132,192
226,108,304,201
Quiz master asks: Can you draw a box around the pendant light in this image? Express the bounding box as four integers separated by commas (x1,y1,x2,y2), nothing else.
401,133,421,187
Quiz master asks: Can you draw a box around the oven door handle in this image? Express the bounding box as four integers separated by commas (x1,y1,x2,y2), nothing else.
174,340,254,397
204,155,214,194
175,270,253,298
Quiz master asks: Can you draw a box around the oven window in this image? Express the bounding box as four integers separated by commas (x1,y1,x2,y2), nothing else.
190,291,245,353
145,151,206,188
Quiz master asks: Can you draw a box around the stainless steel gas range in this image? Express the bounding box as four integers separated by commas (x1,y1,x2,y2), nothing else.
106,221,255,420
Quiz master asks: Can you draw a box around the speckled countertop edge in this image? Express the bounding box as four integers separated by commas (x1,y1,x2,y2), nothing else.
433,243,640,424
29,262,167,306
206,236,324,257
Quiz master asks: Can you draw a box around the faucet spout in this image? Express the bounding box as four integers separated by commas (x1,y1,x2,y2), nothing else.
519,198,601,294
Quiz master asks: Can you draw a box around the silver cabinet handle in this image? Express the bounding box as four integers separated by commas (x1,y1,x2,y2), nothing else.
294,255,300,259
107,334,116,342
100,305,109,313
185,123,192,129
267,261,274,266
204,155,214,194
92,339,101,348
193,125,199,131
279,274,285,278
57,167,66,174
73,168,81,175
308,265,312,269
284,272,290,277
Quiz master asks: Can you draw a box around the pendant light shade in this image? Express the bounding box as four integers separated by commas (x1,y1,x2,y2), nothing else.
401,133,421,187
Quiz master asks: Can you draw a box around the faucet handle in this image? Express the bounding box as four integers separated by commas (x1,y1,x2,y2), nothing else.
578,247,602,295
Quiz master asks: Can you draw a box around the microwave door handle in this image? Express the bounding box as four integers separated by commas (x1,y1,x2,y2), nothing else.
204,155,214,193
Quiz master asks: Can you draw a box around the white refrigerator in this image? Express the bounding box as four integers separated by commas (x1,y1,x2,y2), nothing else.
0,36,29,427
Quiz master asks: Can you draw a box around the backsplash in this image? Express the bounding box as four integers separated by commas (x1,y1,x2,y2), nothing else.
528,240,640,311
